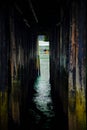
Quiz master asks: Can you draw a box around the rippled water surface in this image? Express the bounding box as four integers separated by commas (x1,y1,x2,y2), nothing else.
27,53,56,130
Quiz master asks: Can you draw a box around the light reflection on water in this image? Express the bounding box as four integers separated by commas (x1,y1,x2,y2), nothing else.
33,53,55,117
33,77,54,117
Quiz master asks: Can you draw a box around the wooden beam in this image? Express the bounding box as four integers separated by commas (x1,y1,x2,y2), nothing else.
28,0,38,23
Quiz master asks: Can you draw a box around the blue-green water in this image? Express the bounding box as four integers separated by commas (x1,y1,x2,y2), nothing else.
28,53,56,129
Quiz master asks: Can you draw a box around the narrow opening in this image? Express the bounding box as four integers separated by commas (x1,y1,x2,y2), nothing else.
37,35,50,79
32,35,56,130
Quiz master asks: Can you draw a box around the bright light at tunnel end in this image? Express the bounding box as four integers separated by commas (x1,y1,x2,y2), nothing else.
39,41,49,46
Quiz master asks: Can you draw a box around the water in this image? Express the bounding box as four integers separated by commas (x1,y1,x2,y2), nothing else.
33,78,54,117
29,76,55,130
27,52,56,130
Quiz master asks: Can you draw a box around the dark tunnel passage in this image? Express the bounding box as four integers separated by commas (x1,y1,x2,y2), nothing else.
0,0,87,130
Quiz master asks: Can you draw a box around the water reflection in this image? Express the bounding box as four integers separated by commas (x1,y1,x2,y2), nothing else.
31,52,55,129
33,77,54,117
